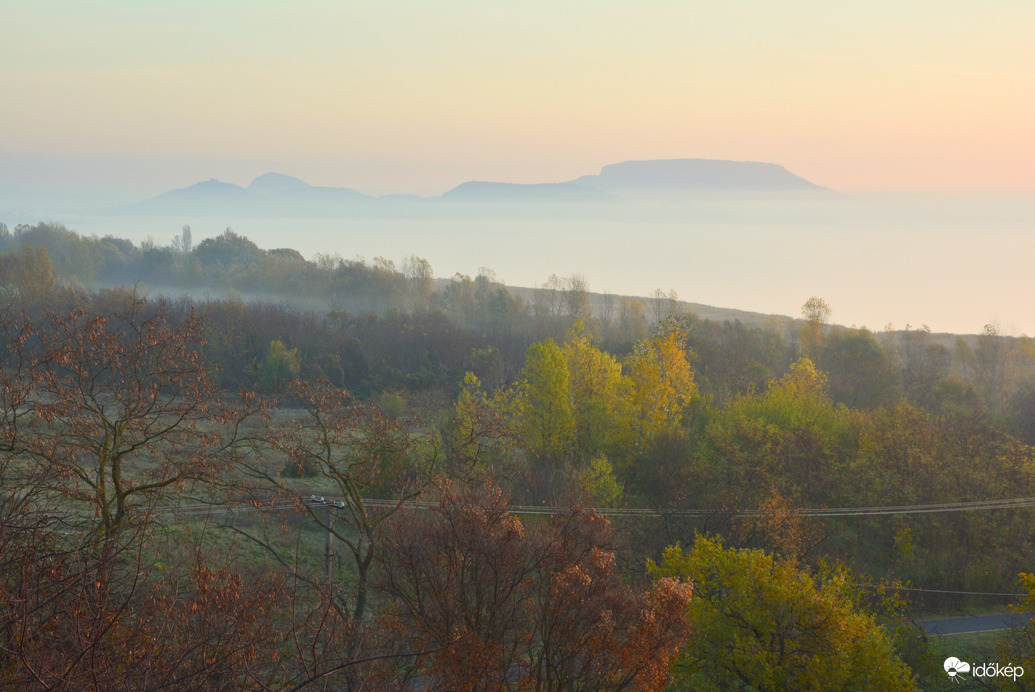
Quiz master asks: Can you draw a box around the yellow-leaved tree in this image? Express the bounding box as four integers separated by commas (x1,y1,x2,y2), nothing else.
559,323,629,462
650,536,918,691
626,321,697,446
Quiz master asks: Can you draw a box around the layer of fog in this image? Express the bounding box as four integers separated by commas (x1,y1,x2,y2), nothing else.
23,193,1035,336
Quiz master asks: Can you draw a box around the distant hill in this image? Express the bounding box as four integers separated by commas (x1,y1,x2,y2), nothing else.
106,158,825,217
125,179,256,215
121,175,370,216
163,179,253,200
247,173,371,207
247,172,311,195
440,181,612,202
572,159,824,194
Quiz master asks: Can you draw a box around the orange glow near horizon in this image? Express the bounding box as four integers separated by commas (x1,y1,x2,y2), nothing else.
2,1,1033,195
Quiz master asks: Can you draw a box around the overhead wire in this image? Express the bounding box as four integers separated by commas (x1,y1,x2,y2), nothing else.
155,495,1035,520
149,495,1035,599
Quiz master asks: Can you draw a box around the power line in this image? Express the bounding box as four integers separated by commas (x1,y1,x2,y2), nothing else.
856,584,1028,598
400,497,1035,519
158,496,1035,600
159,495,1035,521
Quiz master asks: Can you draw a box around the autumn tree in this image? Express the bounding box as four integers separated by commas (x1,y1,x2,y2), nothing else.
9,222,103,284
511,324,700,500
0,533,297,690
625,320,697,446
0,299,297,690
376,479,692,691
730,489,825,561
650,536,917,691
0,298,257,535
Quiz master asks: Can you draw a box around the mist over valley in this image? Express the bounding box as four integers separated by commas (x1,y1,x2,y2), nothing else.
6,158,1032,336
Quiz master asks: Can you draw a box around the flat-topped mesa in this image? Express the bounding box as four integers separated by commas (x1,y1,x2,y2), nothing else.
572,158,824,193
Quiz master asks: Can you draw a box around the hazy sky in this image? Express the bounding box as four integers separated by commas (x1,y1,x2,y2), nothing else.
3,1,1034,195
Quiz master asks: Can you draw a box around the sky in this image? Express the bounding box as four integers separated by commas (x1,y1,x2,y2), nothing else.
2,0,1034,196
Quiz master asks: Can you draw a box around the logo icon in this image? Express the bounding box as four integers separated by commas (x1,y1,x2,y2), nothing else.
944,657,971,682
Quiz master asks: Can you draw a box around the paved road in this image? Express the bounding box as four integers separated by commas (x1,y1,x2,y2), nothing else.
921,613,1033,635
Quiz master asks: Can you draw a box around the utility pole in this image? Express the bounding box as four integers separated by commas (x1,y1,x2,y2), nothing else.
325,505,336,581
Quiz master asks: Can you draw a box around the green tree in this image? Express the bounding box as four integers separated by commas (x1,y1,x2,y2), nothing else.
560,325,629,462
575,454,624,506
443,371,519,480
259,338,301,389
703,358,850,507
0,244,55,300
13,222,102,283
650,536,917,691
848,404,1035,591
964,322,1035,412
816,327,899,408
688,317,791,404
194,228,265,277
515,339,575,463
896,325,951,409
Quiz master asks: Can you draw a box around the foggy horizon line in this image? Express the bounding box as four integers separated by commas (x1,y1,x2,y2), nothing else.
6,153,1035,200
